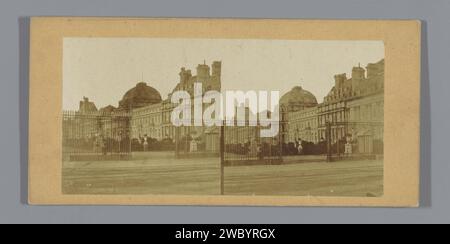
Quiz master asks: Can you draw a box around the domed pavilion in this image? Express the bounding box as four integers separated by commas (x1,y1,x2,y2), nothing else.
280,86,318,112
118,82,162,111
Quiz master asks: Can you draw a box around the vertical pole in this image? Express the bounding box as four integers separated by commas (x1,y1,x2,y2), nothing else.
127,114,133,159
118,118,122,156
129,114,132,157
326,122,332,162
185,126,188,154
280,125,283,162
220,126,225,195
337,129,340,159
175,126,179,158
110,116,113,156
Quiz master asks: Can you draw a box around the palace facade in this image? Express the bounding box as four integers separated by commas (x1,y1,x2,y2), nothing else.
284,59,384,154
64,59,384,155
128,61,222,142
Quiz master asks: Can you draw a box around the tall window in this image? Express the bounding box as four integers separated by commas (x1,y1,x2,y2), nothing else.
355,106,360,120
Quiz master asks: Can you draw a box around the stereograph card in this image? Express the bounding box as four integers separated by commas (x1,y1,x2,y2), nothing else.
28,18,421,206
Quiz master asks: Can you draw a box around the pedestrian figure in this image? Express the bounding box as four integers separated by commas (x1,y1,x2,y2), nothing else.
257,143,264,160
297,138,303,155
143,134,149,152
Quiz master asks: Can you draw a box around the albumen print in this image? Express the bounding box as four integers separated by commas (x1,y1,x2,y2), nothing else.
28,18,420,206
62,38,385,197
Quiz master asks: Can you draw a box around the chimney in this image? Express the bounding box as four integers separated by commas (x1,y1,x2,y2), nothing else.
196,62,210,81
334,73,347,90
212,61,222,78
352,66,365,81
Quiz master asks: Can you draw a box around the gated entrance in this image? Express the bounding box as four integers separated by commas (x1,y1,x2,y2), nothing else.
221,125,283,166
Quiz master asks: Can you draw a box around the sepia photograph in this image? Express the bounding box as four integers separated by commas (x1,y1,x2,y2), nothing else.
0,0,445,225
61,38,385,197
28,18,421,207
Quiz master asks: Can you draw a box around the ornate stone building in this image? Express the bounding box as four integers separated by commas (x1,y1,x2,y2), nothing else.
318,59,384,153
172,61,222,95
347,93,384,154
280,86,318,112
286,107,319,143
79,97,98,113
63,97,102,141
280,86,318,143
118,82,162,111
161,99,177,140
129,61,222,145
63,97,130,144
131,103,163,140
75,97,99,139
284,59,385,154
71,82,164,142
65,59,384,155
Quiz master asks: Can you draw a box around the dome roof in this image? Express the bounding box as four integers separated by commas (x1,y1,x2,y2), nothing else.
280,86,318,112
99,105,117,114
119,82,162,110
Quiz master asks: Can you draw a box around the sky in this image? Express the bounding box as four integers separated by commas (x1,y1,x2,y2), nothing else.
63,38,384,111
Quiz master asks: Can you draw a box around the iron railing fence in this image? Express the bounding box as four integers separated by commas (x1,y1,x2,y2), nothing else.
62,110,132,161
222,125,283,166
174,126,220,158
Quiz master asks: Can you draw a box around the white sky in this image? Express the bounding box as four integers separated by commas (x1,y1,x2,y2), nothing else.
63,38,384,110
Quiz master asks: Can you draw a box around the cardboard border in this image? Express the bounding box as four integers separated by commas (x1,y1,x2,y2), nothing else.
28,18,420,206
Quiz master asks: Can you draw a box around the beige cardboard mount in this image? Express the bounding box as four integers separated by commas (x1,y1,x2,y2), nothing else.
29,18,421,206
